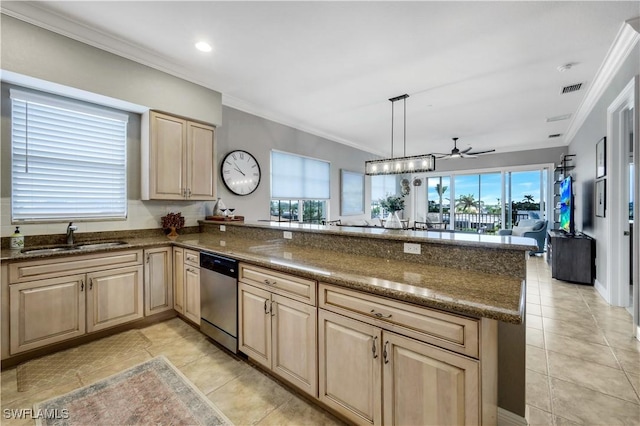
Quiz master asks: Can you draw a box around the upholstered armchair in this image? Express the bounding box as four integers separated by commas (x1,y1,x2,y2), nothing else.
498,219,548,255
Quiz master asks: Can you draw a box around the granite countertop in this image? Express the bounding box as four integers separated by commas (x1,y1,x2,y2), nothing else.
1,233,525,324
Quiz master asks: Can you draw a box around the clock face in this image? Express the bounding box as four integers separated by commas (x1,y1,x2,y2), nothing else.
221,150,261,196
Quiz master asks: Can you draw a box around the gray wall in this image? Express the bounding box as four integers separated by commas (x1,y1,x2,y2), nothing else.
1,15,222,126
216,106,375,221
568,46,639,294
432,146,566,173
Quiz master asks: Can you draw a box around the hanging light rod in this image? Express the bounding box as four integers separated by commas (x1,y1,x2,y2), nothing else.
365,94,436,176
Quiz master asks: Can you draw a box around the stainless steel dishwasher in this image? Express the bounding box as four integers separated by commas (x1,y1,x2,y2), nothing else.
200,252,239,353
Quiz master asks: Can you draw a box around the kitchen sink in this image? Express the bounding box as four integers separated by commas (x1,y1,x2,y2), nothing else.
21,241,129,255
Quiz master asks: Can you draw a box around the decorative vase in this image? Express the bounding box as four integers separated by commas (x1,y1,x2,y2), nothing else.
167,227,179,240
384,211,404,229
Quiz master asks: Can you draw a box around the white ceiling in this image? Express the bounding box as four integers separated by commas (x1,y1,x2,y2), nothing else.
2,1,639,157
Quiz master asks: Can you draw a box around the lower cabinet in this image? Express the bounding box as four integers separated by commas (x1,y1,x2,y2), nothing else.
173,247,200,325
144,247,173,316
9,263,144,354
239,280,318,397
319,309,480,426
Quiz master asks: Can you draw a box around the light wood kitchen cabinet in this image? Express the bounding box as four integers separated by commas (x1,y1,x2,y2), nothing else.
86,265,144,332
9,274,86,354
238,264,318,397
142,111,216,201
7,250,145,355
144,247,173,316
173,247,200,325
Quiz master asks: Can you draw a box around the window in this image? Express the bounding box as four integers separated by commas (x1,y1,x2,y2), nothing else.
370,175,398,218
270,151,330,224
11,89,128,222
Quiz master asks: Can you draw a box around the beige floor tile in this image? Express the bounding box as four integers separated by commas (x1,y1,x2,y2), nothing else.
527,314,544,330
547,351,639,404
526,369,551,412
526,405,553,426
1,378,84,419
550,377,640,425
540,305,593,323
78,349,152,386
542,317,606,345
180,350,250,395
258,394,347,426
146,335,220,367
628,372,640,397
207,366,293,425
139,321,192,346
527,345,548,375
1,368,20,405
539,296,588,314
604,329,640,353
613,347,640,376
527,327,545,349
595,316,638,333
545,332,619,369
554,414,583,425
527,303,542,316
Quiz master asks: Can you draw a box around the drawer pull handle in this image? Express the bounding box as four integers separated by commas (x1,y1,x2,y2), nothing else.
383,341,390,364
80,280,84,292
264,299,269,314
372,336,378,359
263,279,277,286
370,309,392,319
270,301,276,317
89,278,93,290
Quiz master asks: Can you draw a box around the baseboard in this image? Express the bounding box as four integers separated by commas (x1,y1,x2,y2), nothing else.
498,407,528,426
594,278,609,303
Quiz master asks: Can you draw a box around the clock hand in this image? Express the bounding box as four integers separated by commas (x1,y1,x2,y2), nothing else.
233,163,246,176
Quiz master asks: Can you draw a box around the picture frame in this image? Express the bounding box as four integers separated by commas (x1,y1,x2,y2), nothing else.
595,178,606,218
596,137,606,178
340,169,365,216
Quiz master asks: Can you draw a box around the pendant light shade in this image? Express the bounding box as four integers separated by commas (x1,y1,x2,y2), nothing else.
365,94,436,176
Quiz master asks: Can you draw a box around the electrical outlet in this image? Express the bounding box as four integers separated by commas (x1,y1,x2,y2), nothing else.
283,231,293,239
284,251,292,260
220,240,226,247
404,242,421,255
220,225,226,231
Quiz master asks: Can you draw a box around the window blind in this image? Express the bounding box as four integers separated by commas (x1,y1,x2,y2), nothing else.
11,89,128,222
371,175,398,201
271,151,330,199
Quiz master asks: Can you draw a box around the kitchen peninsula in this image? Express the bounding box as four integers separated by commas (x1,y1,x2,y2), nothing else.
1,221,535,425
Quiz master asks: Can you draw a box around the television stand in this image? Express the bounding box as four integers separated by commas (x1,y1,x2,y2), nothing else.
546,230,595,285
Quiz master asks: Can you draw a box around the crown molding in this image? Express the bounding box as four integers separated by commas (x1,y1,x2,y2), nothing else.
564,18,640,144
222,94,384,157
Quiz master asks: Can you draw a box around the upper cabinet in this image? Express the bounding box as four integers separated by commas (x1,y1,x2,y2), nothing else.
141,111,216,200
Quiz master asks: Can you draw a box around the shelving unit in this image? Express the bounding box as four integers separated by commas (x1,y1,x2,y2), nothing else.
552,154,575,230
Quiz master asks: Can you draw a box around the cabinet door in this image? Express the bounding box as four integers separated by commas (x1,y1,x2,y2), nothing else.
238,282,271,368
144,247,173,316
149,112,186,199
382,331,480,426
87,265,144,332
173,248,185,314
271,294,317,397
184,266,200,325
318,309,382,426
186,121,216,200
9,275,86,354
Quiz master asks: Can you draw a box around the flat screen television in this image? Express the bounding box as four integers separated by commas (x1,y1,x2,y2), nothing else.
559,176,574,234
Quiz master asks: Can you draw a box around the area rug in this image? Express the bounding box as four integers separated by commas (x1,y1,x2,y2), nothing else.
33,355,233,426
17,329,152,392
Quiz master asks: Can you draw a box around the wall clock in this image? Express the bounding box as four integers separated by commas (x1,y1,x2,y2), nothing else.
221,150,261,195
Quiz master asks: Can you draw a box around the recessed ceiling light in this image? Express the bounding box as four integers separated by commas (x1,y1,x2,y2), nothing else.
195,41,212,52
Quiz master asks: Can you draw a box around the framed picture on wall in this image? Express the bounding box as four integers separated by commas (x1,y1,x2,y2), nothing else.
595,178,606,218
340,169,365,216
596,137,606,178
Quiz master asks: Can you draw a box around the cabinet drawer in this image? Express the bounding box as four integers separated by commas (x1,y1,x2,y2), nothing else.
319,283,479,358
239,264,316,306
9,250,143,283
184,249,200,268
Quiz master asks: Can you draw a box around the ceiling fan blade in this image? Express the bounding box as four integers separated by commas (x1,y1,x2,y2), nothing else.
460,147,473,154
459,153,478,158
467,149,496,155
431,152,450,156
433,154,450,159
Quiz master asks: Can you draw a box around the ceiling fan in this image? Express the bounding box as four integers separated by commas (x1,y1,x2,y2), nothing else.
433,137,495,159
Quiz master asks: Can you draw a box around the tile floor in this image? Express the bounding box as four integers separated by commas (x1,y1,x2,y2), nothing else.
1,255,639,425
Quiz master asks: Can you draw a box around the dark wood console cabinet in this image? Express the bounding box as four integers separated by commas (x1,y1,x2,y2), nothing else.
547,230,595,284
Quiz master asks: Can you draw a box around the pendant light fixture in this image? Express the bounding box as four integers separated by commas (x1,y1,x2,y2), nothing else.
365,94,436,176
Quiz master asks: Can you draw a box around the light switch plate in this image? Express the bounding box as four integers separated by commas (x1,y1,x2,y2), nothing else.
220,240,226,247
220,225,226,232
283,231,293,239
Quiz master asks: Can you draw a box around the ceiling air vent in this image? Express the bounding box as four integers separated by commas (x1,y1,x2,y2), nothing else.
548,134,562,138
561,83,583,94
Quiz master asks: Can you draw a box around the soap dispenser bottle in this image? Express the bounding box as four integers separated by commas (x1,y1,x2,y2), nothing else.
10,226,24,250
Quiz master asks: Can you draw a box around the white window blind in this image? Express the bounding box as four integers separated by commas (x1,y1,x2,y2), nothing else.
271,151,330,199
371,175,398,201
11,89,128,222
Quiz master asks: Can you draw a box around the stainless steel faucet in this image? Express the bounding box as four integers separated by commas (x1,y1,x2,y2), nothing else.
66,222,78,245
